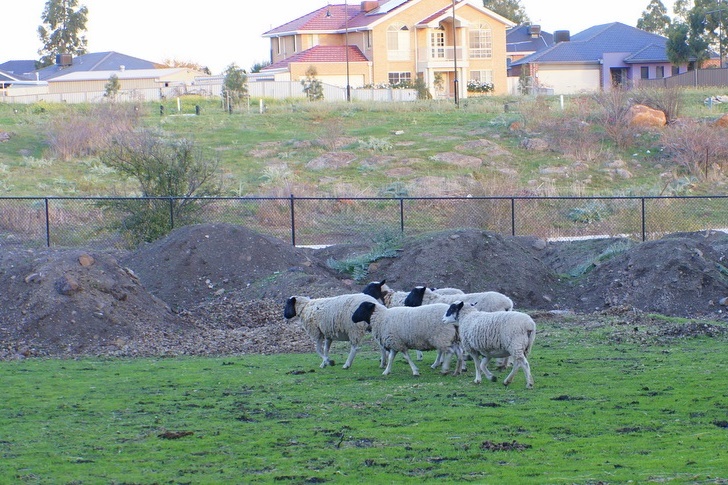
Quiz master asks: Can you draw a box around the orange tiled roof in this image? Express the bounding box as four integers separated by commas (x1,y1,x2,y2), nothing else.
263,45,369,71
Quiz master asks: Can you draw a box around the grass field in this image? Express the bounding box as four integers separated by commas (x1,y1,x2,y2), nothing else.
1,89,728,199
2,318,727,484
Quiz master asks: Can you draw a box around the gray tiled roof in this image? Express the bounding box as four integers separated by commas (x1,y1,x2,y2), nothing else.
512,22,668,66
33,51,163,80
506,24,554,54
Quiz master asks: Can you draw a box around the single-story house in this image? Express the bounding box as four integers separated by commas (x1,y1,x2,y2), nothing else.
511,22,691,95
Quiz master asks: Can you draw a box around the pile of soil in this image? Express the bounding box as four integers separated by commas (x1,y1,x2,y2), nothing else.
2,223,728,360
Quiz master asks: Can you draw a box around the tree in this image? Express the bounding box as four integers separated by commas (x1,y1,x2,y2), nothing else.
666,16,710,67
100,128,222,245
250,60,271,73
301,66,324,101
104,74,121,100
162,58,211,75
482,0,529,25
37,0,88,68
221,63,248,109
637,0,672,35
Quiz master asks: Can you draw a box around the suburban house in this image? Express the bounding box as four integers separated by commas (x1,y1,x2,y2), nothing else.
506,23,554,68
260,0,515,98
510,22,690,95
1,52,208,104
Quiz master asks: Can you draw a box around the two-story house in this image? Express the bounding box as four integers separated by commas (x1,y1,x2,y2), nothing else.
261,0,514,98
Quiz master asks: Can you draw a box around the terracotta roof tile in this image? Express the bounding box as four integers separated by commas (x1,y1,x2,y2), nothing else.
263,45,369,71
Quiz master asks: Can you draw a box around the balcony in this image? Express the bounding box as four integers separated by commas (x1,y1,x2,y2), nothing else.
417,46,469,70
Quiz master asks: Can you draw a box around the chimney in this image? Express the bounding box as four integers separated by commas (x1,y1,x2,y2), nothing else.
119,65,125,72
528,25,541,38
55,53,73,67
361,1,378,12
554,30,571,43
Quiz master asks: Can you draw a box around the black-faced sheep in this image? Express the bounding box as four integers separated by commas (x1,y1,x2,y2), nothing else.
351,301,463,377
284,293,379,369
443,301,535,388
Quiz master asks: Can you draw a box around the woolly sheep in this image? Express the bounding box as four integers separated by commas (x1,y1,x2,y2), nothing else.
413,287,514,313
442,301,535,388
283,293,379,369
430,287,465,296
351,301,463,377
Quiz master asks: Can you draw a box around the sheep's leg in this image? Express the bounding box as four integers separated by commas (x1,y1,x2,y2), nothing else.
321,338,335,368
342,344,359,369
430,351,442,369
503,352,533,389
383,349,398,375
470,351,483,384
314,338,330,368
400,350,420,376
480,355,497,383
449,345,464,376
416,350,424,361
379,344,387,368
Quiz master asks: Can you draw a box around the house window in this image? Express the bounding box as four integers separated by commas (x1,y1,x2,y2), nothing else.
293,36,297,53
640,66,649,79
469,23,493,59
387,23,411,61
656,66,665,78
470,70,493,84
276,38,282,55
430,31,445,58
366,31,372,49
672,65,680,75
388,72,412,86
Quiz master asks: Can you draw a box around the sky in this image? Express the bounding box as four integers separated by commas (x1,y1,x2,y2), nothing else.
0,0,676,75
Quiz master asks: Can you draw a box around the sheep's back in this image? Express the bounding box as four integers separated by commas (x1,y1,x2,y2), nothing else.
316,293,378,340
459,311,535,354
372,304,456,351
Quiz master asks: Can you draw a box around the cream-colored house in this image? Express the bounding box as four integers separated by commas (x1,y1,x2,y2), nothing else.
262,0,515,98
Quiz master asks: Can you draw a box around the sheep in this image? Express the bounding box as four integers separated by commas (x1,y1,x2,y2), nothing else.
412,287,515,313
351,301,463,377
430,287,465,296
283,293,379,369
361,280,389,305
442,301,535,388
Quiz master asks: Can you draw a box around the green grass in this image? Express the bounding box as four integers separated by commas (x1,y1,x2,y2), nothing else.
2,318,727,484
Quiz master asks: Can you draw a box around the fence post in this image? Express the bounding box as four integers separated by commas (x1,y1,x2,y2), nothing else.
169,197,175,230
511,198,516,236
641,197,646,241
290,194,296,246
44,197,51,247
399,198,405,233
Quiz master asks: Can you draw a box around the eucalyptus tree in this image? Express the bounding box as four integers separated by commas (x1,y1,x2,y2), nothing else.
37,0,88,68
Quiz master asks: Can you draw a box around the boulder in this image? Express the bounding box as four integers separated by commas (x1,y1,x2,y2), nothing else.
715,113,728,128
628,104,666,128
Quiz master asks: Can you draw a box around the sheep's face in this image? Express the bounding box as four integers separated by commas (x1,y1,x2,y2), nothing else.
361,280,387,304
352,301,376,329
403,286,426,307
283,297,299,320
442,301,465,325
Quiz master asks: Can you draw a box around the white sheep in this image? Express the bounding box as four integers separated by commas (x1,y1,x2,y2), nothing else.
351,301,463,377
442,301,535,388
283,293,379,369
415,287,515,313
430,287,465,296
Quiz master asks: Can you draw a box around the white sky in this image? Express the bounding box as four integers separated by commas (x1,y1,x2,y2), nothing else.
0,0,676,75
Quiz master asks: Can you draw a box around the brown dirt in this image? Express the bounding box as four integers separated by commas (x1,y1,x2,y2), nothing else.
2,223,728,360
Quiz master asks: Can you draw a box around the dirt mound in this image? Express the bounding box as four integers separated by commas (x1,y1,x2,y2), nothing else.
570,231,728,317
365,230,563,309
3,224,728,360
0,249,184,358
121,223,351,310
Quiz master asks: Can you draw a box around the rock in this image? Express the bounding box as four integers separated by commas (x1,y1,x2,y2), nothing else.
520,138,549,151
628,104,666,128
55,275,81,295
78,254,95,267
715,114,728,128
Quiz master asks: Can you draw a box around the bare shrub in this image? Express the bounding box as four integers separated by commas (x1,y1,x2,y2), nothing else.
46,103,141,161
631,86,683,123
660,120,728,180
592,88,638,150
548,118,605,162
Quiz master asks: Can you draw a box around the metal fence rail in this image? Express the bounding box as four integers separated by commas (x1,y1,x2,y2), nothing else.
1,195,727,250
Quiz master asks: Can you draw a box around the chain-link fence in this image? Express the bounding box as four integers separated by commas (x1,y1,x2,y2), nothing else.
1,195,727,250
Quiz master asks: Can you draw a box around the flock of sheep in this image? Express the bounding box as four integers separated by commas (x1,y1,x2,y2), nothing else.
283,281,536,389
